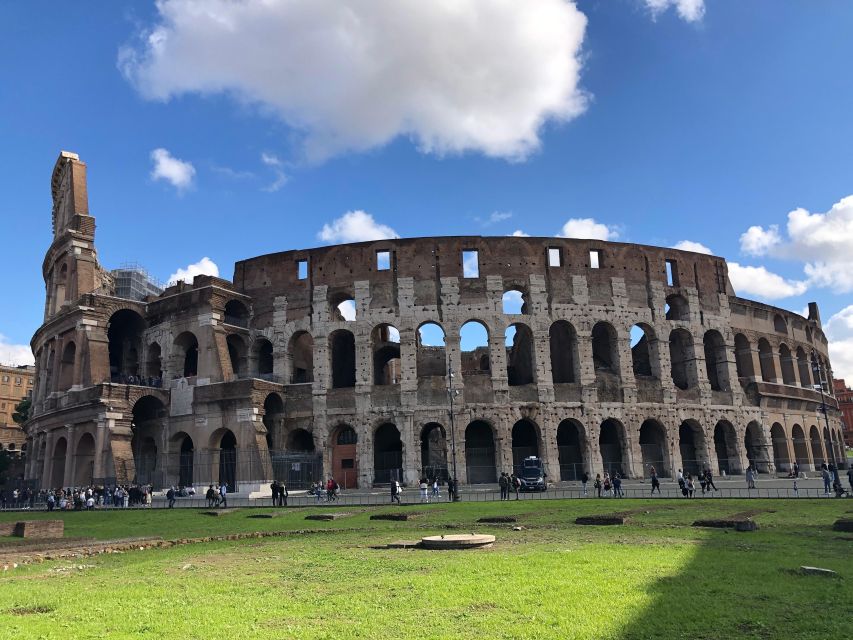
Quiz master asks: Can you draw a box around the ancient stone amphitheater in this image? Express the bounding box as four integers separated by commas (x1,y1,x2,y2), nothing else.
23,152,846,492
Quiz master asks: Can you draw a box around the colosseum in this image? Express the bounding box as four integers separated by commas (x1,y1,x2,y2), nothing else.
23,151,847,493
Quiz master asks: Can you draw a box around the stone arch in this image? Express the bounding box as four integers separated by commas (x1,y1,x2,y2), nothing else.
420,422,448,481
74,432,96,486
58,341,76,391
678,420,709,476
329,329,356,388
550,320,578,384
791,424,810,469
289,331,314,383
51,436,67,488
557,419,586,481
226,333,247,377
599,418,629,477
174,331,199,378
253,338,274,376
146,342,162,379
744,421,769,473
631,324,658,378
460,320,490,374
669,328,697,390
107,309,146,380
329,291,356,322
262,392,285,449
502,288,528,315
703,330,730,391
465,420,497,484
639,419,670,478
511,419,540,473
373,422,403,484
770,422,790,472
796,347,812,388
286,428,315,452
172,432,194,488
506,323,535,386
417,322,446,377
778,343,796,385
665,294,690,321
211,428,237,491
592,322,619,374
132,395,165,485
773,313,788,334
330,424,358,489
224,300,250,327
809,425,824,468
713,420,741,475
734,333,754,378
372,324,401,386
757,338,776,382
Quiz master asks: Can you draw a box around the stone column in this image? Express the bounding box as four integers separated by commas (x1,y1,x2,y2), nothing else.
63,425,76,487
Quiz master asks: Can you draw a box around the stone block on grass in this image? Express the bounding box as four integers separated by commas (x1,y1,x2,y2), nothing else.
832,519,853,533
202,510,238,517
575,515,624,526
477,516,518,524
305,513,350,521
370,513,415,521
12,520,64,539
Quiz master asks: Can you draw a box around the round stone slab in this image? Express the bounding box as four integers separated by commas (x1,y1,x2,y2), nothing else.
420,534,495,550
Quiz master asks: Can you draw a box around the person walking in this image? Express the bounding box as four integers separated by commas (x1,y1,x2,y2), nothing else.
581,471,589,497
391,480,402,504
419,478,429,503
594,474,602,498
511,473,521,500
745,466,755,491
603,472,611,498
219,482,228,508
206,485,215,508
649,466,660,495
279,481,288,507
705,468,718,493
686,475,695,498
166,486,176,508
498,472,508,501
270,480,279,507
432,478,440,499
613,473,623,498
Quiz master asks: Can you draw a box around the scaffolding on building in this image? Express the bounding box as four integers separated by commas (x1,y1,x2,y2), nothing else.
111,262,163,301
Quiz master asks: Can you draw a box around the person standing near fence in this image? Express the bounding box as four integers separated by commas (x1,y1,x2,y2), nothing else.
219,482,228,508
649,467,660,495
270,481,279,507
280,481,288,507
594,474,602,498
613,473,623,498
167,486,176,508
498,473,508,501
391,480,401,504
704,468,718,493
581,472,589,497
432,478,439,499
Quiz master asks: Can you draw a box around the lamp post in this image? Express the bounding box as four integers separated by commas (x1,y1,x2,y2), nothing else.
447,363,461,501
811,351,836,466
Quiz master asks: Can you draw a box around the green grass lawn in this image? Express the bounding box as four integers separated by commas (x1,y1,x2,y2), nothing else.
1,499,851,639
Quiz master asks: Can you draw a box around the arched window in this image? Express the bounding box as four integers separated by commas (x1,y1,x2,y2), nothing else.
665,294,689,321
778,344,796,385
734,334,754,379
107,309,146,380
773,314,787,334
224,300,249,328
289,331,314,383
639,420,669,477
757,338,776,382
373,423,403,484
502,289,527,315
796,347,811,388
669,328,696,390
505,323,535,386
255,339,274,376
630,324,657,378
174,332,199,378
58,341,76,391
417,322,446,377
550,321,577,384
703,330,729,391
372,324,401,385
227,334,247,377
146,342,162,379
330,292,356,322
329,329,356,388
262,393,284,449
592,322,619,374
460,321,490,375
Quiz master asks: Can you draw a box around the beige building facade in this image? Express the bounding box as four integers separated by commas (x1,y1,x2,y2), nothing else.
23,152,847,491
0,364,34,453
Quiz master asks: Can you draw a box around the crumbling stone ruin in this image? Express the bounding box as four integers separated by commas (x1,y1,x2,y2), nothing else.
23,152,846,492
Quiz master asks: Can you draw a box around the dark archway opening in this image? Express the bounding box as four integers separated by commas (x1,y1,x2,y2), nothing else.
557,419,584,480
639,420,669,478
599,419,627,477
373,423,403,484
420,423,448,482
330,330,356,388
465,421,497,484
218,430,237,492
108,309,146,380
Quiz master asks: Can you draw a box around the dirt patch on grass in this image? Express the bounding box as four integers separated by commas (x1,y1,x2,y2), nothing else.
7,605,54,615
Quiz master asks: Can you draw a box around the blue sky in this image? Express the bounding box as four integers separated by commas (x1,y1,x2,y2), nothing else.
2,1,853,376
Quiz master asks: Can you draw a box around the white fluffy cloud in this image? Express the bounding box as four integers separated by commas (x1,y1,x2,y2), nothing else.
167,257,220,285
318,211,399,244
558,217,619,241
261,152,287,192
727,262,809,300
150,148,195,190
672,240,713,255
643,0,705,22
0,335,34,367
120,0,588,163
825,305,853,383
739,194,853,292
511,230,530,237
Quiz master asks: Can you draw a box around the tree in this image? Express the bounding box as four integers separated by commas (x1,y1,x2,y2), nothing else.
12,398,30,425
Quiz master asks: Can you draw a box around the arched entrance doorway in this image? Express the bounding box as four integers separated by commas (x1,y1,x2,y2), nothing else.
791,424,810,470
218,430,237,492
51,437,67,488
639,420,669,478
511,419,539,474
420,423,448,482
74,433,96,486
178,435,194,488
131,396,164,486
770,423,790,473
465,421,497,484
557,419,585,480
599,419,628,477
744,422,769,473
331,425,358,489
679,420,707,476
809,426,824,468
713,421,741,475
373,423,402,484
